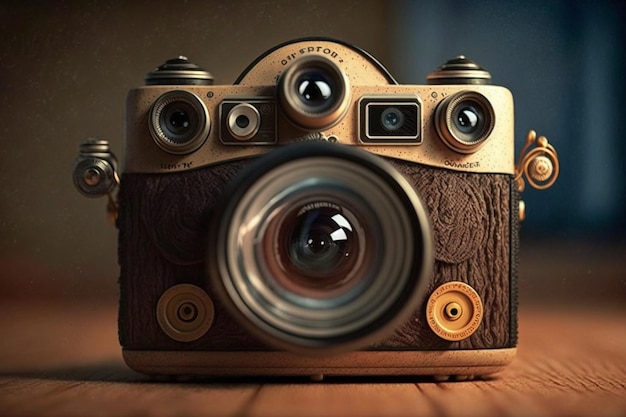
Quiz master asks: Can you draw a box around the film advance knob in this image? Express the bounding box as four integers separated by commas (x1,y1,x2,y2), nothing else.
426,55,492,85
426,281,483,341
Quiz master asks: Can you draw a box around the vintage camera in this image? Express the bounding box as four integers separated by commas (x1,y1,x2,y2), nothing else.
73,38,559,380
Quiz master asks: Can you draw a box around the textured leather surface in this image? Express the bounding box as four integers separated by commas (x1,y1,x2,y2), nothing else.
118,156,516,351
379,160,513,350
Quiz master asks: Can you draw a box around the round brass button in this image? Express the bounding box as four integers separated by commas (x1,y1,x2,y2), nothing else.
156,284,214,342
426,282,483,341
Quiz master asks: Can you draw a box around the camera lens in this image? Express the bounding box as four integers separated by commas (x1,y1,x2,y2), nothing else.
149,90,210,154
209,142,432,354
278,56,350,130
435,91,494,153
227,103,261,141
380,107,405,131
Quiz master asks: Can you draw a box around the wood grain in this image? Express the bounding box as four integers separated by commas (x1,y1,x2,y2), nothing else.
0,301,625,417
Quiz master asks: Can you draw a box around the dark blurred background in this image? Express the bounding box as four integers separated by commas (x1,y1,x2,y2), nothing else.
1,0,624,305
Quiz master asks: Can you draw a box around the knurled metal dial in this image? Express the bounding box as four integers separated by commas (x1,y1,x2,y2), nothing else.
426,281,483,341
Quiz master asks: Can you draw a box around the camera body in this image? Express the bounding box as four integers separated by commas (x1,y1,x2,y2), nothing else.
74,38,555,380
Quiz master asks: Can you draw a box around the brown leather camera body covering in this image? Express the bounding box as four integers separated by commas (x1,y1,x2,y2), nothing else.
117,156,518,357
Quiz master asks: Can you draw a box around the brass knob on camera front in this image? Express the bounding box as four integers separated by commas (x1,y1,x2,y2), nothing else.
515,130,560,192
528,155,554,182
156,284,215,342
426,282,483,341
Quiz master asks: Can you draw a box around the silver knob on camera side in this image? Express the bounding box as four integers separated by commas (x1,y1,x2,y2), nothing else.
73,139,119,197
73,139,120,225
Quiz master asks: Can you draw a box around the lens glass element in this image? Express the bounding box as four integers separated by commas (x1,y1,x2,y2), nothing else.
261,191,371,302
162,105,196,143
235,115,250,128
454,105,481,135
296,72,334,108
380,107,405,132
278,203,360,292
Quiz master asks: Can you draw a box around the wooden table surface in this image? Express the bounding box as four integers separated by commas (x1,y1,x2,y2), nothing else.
0,299,624,417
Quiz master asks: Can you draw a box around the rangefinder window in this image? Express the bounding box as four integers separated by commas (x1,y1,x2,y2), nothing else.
359,96,421,144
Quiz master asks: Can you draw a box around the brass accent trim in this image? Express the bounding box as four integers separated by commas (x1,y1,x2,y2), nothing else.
426,282,483,341
518,200,526,222
122,348,516,377
515,130,560,191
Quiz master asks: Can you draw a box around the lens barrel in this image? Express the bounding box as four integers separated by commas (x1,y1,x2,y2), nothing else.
208,142,432,354
434,91,495,153
149,90,210,154
278,56,351,130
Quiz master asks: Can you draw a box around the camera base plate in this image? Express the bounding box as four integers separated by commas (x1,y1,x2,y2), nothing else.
122,348,516,380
